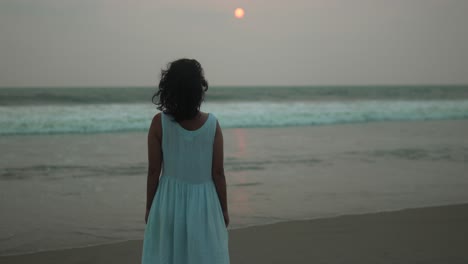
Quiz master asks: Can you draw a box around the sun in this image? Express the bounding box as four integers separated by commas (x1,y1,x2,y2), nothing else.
234,8,245,19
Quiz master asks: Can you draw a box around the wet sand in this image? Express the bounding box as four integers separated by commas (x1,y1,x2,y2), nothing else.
1,203,467,263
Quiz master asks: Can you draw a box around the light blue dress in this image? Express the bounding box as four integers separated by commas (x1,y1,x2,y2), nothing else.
141,112,230,264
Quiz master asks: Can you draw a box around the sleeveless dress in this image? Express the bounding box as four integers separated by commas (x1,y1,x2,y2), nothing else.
141,112,230,264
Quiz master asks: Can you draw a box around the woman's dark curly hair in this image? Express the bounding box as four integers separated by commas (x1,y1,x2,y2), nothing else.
152,58,209,122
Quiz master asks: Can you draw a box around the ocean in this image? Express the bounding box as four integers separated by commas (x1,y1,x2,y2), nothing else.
1,86,468,135
1,86,468,256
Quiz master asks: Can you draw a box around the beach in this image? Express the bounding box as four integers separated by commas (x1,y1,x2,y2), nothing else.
2,0,468,260
1,119,468,260
1,203,467,263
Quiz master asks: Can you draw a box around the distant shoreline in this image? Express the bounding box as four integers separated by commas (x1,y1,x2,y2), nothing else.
1,85,468,106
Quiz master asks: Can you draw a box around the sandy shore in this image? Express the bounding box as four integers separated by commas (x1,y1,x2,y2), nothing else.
1,203,467,263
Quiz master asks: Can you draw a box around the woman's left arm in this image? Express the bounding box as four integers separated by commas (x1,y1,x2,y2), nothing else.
145,113,163,223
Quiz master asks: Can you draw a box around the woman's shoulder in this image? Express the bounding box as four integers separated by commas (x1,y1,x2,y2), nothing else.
151,112,162,125
157,111,173,123
205,112,221,133
152,112,168,127
198,112,219,133
201,111,216,120
149,113,163,141
195,111,213,122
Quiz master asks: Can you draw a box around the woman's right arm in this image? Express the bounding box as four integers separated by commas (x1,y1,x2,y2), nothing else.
145,113,163,223
212,120,229,227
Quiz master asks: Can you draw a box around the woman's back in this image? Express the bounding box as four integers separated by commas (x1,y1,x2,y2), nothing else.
142,112,229,264
142,58,229,264
161,112,216,184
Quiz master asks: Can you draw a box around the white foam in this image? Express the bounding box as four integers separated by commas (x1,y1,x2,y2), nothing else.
1,100,468,135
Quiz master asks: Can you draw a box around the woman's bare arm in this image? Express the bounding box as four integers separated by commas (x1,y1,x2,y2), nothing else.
146,113,163,214
212,120,228,218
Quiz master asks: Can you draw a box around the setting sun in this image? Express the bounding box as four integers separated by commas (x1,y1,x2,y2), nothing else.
234,8,245,19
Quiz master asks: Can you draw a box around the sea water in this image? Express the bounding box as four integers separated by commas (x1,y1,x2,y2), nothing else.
1,86,468,135
1,86,468,256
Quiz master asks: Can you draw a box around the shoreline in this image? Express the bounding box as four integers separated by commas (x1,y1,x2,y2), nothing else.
2,85,468,106
1,117,468,138
1,202,468,263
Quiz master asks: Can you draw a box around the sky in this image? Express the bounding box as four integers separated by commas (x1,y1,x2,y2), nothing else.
1,0,467,87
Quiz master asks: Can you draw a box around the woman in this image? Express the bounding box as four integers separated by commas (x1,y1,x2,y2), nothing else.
141,58,230,264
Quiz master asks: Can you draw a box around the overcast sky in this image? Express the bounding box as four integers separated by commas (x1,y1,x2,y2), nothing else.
1,0,467,87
